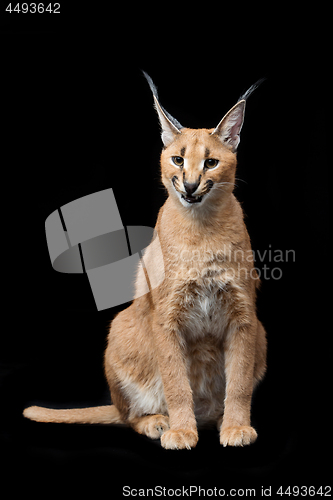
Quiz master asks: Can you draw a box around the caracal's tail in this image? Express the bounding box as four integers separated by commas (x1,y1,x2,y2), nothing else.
23,405,124,424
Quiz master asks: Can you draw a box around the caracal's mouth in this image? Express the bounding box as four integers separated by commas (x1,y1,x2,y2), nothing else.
172,177,214,205
181,193,203,204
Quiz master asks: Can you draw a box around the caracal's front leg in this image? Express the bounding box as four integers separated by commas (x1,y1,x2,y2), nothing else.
220,317,258,447
152,316,198,450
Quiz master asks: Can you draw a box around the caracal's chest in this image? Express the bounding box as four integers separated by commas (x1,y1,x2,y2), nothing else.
179,279,228,339
167,241,230,337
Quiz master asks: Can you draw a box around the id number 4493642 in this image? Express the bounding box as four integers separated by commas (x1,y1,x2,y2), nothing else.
5,3,60,13
276,485,331,497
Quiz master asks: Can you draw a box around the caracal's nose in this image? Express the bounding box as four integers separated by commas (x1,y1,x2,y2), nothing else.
183,181,199,195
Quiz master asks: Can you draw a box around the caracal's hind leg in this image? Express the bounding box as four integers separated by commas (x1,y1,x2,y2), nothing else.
129,414,170,439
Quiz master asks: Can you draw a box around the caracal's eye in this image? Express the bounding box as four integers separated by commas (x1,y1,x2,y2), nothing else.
172,156,184,167
204,159,219,169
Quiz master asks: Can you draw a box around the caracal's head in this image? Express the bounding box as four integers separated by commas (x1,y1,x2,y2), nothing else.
143,72,263,210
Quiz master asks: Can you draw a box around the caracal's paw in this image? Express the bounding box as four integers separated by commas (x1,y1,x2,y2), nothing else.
161,429,198,450
220,425,257,447
144,415,170,439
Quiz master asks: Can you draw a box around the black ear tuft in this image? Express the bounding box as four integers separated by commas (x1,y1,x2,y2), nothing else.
142,71,183,131
142,71,159,100
238,78,266,102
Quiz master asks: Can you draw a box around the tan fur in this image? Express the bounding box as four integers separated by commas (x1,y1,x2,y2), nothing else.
23,405,123,424
24,89,267,450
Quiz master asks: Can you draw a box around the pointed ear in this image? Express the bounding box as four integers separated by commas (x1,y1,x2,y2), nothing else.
211,100,246,152
152,95,182,147
142,71,183,147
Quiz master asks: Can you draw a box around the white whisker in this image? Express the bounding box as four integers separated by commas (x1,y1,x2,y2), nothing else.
235,177,247,185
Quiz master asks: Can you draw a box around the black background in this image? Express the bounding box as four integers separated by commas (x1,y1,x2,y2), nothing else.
1,7,330,497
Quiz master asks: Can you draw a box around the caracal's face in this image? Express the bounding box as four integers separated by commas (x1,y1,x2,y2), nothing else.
161,128,237,209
